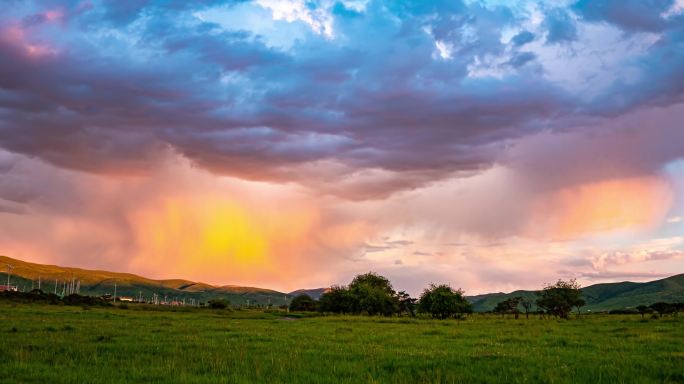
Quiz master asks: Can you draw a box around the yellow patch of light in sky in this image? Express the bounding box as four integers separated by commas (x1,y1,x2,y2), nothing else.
131,198,270,279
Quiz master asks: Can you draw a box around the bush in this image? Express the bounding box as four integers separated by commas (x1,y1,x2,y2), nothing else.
1,289,62,305
208,298,230,309
608,309,638,315
63,294,110,307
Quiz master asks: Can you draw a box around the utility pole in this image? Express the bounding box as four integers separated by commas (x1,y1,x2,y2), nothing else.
5,264,14,289
54,279,58,295
38,276,41,290
113,281,117,303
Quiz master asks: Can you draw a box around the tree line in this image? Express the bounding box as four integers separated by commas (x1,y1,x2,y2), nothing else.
289,272,683,319
289,272,471,318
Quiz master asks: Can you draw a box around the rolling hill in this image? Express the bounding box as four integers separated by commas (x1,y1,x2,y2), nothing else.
0,255,290,305
467,274,684,312
2,255,683,310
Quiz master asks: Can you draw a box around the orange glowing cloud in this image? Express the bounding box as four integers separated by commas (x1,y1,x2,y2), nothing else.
124,189,328,287
529,176,674,240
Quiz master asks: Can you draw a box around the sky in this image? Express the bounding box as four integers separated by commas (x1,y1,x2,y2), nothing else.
1,0,683,295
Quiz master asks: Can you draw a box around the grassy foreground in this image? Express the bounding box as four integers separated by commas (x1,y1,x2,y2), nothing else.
1,303,682,383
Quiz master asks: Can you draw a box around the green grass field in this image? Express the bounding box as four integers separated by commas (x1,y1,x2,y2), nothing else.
1,303,682,383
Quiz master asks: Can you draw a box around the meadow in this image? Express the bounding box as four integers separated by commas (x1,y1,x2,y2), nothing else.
1,303,683,383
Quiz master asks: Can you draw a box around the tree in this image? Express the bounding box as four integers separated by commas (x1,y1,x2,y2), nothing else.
494,297,522,319
357,285,398,316
650,302,676,317
520,298,534,319
317,273,408,316
418,284,472,319
493,301,508,317
535,279,584,319
318,285,358,314
289,294,319,312
208,298,230,309
636,305,652,319
349,272,395,295
396,291,417,317
348,272,398,316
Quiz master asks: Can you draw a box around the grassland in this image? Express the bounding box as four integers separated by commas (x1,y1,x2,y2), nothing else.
1,303,683,383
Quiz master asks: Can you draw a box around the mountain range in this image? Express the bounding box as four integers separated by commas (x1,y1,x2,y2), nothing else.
1,255,682,310
466,274,684,311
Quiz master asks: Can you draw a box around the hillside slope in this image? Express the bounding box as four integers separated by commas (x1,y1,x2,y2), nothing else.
0,255,290,305
467,274,684,312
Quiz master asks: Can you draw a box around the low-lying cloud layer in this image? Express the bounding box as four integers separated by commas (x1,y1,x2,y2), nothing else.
1,0,683,294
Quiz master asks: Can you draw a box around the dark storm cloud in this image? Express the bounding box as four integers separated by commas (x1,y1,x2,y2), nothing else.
0,0,683,199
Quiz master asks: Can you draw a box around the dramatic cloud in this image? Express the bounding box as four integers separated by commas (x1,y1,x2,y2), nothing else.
1,0,683,293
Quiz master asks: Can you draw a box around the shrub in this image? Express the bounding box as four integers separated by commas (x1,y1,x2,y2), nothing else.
208,298,230,309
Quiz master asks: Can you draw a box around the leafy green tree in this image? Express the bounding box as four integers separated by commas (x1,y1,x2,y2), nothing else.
520,298,534,319
493,301,508,317
317,273,409,316
289,294,319,312
650,302,676,317
535,279,584,319
636,305,652,319
396,291,417,317
494,297,522,319
418,284,472,319
349,272,395,294
349,272,398,316
356,285,398,316
318,285,358,314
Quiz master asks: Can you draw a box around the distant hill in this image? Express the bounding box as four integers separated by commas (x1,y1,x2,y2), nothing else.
467,274,684,312
288,288,329,300
0,255,291,305
2,255,682,310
